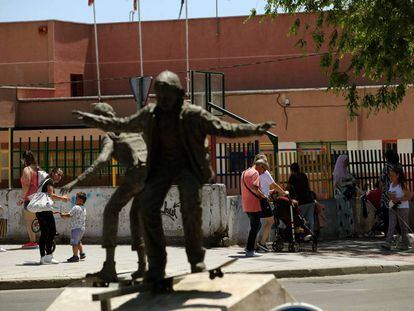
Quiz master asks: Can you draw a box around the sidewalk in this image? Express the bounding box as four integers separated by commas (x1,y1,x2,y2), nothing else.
0,239,413,289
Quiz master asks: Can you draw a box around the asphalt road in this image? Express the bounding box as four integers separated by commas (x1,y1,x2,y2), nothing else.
280,271,414,311
0,288,63,311
2,272,414,310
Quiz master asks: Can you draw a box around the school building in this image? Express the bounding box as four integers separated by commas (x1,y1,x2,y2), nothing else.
0,13,413,194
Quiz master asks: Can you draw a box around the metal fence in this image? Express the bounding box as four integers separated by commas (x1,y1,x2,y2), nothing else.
4,132,414,199
214,140,259,195
5,135,121,188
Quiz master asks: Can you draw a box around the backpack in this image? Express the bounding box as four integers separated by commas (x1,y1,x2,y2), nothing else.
26,176,55,213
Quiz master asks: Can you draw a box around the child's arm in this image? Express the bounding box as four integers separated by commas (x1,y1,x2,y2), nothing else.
60,212,70,218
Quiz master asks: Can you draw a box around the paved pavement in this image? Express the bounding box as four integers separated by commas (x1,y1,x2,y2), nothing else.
0,239,413,289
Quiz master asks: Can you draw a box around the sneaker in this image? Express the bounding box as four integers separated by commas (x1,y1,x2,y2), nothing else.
44,254,59,264
22,242,38,249
67,256,80,263
80,253,86,260
245,251,262,257
381,243,392,251
0,247,6,252
257,242,269,252
40,256,46,265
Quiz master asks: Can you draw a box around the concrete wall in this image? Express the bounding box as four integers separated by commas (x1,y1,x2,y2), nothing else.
227,195,342,244
0,184,229,244
227,195,414,244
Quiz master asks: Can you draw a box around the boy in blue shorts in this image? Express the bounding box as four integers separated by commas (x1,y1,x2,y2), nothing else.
61,192,87,262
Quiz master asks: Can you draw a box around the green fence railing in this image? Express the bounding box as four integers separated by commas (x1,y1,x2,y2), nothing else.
9,134,123,188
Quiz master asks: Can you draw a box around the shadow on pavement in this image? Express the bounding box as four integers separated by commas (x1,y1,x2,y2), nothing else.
114,290,230,311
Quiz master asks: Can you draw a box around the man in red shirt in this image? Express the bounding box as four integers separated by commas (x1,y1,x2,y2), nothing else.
241,159,268,257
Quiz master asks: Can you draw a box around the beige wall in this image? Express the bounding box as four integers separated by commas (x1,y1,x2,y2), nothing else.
0,86,413,147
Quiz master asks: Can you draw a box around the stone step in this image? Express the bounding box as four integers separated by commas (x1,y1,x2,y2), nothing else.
47,273,295,311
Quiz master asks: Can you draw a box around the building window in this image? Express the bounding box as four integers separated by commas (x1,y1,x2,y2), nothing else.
70,74,84,97
382,140,397,153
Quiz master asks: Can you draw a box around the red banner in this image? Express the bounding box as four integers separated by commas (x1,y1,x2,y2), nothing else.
88,0,94,6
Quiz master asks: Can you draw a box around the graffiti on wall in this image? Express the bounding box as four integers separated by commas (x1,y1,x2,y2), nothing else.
161,201,180,221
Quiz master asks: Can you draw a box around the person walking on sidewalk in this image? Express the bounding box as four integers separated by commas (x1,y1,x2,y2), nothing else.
333,155,356,238
37,168,69,264
287,163,315,235
18,150,39,249
381,166,412,251
254,154,287,252
61,192,87,262
241,159,269,257
379,150,400,235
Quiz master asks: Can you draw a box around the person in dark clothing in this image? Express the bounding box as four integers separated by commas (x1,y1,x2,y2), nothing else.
37,168,68,264
379,150,400,234
74,70,275,284
286,163,315,232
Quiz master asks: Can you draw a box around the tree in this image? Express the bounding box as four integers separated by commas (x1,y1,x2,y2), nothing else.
250,1,414,116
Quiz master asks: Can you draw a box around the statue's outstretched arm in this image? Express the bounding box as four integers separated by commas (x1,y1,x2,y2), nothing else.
198,110,275,138
60,136,114,194
73,110,144,133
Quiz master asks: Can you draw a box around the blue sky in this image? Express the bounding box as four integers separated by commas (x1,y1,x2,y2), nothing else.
0,0,265,24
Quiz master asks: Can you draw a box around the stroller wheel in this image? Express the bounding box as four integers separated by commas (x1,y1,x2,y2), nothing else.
272,239,284,252
288,242,296,253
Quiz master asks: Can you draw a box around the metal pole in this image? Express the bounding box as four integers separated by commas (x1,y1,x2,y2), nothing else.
92,1,102,101
185,0,190,95
215,0,219,36
137,0,144,76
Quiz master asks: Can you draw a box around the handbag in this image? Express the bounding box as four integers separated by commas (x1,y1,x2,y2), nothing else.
26,178,55,213
242,172,272,214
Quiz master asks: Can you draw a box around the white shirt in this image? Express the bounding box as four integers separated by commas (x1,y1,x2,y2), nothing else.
70,205,87,229
260,170,275,197
388,183,409,209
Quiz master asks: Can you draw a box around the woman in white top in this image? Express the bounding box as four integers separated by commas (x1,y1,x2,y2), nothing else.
382,165,412,250
255,154,287,252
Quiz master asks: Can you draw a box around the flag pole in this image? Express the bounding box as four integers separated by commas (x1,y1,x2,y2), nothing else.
92,1,102,101
137,0,144,76
215,0,219,36
185,0,189,95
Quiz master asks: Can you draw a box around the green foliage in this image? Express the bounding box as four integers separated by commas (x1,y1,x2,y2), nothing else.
253,0,414,116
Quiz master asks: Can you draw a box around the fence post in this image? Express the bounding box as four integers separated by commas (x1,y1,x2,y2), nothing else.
210,136,217,181
8,128,14,189
111,158,117,187
64,136,67,176
269,136,279,181
44,137,49,172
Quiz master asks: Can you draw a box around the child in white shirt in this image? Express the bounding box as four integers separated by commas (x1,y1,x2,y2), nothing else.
61,192,87,262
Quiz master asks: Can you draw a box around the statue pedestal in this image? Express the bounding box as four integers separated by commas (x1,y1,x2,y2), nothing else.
47,273,295,311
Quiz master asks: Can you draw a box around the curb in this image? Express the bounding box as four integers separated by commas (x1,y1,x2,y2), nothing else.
2,264,414,290
246,264,414,279
0,278,82,290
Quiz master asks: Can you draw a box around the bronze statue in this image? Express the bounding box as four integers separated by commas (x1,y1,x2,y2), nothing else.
63,102,147,282
74,70,275,285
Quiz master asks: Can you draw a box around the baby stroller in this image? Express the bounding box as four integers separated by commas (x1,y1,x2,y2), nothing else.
360,187,387,237
271,195,318,252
